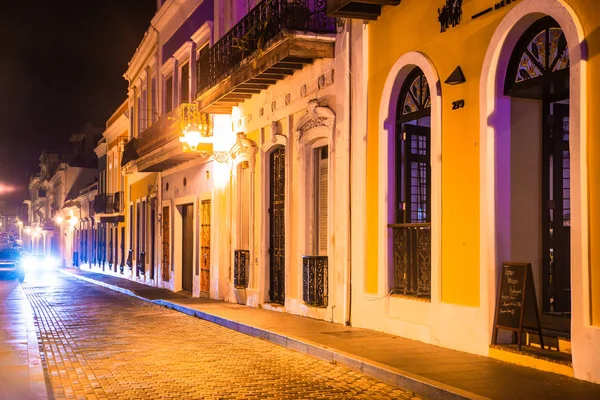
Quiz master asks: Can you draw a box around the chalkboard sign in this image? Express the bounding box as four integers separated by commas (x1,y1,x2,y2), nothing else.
492,262,544,350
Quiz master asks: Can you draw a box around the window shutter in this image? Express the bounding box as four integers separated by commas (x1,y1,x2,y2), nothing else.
240,164,251,250
318,154,328,255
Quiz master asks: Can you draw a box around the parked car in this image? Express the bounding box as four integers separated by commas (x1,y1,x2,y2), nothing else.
0,245,25,282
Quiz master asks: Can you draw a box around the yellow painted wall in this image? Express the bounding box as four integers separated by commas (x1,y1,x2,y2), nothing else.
108,131,126,151
366,0,600,310
246,129,259,144
130,173,158,202
578,3,600,325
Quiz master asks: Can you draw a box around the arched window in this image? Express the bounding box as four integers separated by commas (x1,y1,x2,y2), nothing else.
395,68,432,224
390,67,432,298
505,17,569,98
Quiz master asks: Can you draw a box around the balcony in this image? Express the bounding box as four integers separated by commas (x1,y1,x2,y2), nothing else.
234,249,250,288
130,104,200,172
388,223,431,298
94,192,125,223
302,256,328,307
327,0,400,20
196,0,336,114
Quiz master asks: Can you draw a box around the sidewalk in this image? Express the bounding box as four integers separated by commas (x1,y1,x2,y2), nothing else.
62,267,600,400
0,280,47,400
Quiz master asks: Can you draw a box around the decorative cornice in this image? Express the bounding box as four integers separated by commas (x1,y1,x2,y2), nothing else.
173,41,193,62
104,114,129,146
125,30,157,83
294,99,335,140
161,57,177,76
190,21,213,47
230,132,258,165
94,142,107,158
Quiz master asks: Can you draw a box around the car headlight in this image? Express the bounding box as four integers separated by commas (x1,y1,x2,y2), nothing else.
23,255,37,271
43,256,58,269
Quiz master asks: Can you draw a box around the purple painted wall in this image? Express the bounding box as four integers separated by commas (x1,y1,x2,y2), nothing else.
162,0,214,63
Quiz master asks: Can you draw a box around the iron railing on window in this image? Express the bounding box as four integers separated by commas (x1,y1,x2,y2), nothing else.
302,255,328,307
388,223,431,298
196,0,335,94
113,191,124,213
94,192,125,214
234,249,250,288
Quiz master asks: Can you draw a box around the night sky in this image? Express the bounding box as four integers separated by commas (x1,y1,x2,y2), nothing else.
0,1,156,213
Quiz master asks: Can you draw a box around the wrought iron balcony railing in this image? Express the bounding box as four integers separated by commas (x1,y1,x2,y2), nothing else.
135,107,181,158
197,0,336,95
121,138,138,167
94,192,124,214
302,255,328,307
388,223,431,298
234,249,250,288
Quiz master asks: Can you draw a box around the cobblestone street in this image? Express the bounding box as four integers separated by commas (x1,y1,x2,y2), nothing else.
20,273,418,399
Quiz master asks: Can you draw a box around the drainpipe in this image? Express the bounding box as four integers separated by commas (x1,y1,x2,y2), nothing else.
150,23,160,287
345,19,353,326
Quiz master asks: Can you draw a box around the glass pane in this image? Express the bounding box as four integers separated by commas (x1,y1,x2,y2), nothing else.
516,52,543,82
550,28,569,72
409,76,422,107
403,92,418,115
528,30,547,69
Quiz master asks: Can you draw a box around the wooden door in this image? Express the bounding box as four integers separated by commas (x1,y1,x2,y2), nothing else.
150,200,156,280
200,200,211,297
162,206,170,281
120,227,125,269
542,102,571,314
181,204,194,292
269,147,285,304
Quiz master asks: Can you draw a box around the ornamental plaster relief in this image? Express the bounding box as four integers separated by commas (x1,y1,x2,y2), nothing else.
245,69,334,128
237,58,336,134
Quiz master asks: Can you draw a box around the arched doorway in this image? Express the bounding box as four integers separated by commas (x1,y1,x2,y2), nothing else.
390,67,432,298
503,16,571,332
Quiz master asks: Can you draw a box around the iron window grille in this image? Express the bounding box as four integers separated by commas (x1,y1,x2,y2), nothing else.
234,250,250,288
302,255,328,307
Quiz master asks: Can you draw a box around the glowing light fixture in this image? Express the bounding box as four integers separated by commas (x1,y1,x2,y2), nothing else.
55,215,64,224
178,103,229,163
69,211,79,227
180,124,211,152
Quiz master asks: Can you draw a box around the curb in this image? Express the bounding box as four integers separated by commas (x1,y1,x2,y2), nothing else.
61,269,489,400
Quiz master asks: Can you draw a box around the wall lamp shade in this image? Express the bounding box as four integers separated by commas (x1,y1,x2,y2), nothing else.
445,66,466,85
179,125,212,151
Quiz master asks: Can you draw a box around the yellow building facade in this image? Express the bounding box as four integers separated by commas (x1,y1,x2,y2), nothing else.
351,0,600,383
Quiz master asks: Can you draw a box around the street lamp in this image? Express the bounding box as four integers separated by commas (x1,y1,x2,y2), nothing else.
179,124,210,152
69,212,79,227
178,104,229,163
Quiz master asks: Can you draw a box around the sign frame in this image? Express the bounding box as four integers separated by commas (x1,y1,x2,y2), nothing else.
492,262,545,350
